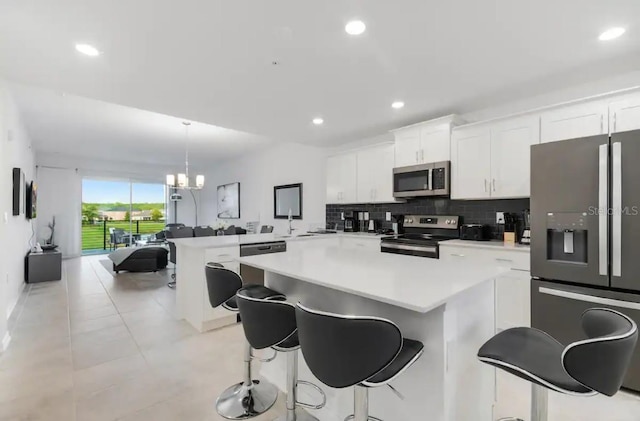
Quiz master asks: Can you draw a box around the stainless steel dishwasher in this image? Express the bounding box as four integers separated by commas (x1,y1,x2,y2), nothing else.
239,241,287,285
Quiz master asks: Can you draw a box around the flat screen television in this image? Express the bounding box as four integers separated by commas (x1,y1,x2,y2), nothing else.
26,181,37,219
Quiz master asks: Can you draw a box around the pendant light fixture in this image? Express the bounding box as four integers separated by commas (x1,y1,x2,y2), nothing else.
166,122,205,189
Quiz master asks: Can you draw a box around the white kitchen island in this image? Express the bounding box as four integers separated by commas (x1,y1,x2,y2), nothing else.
237,245,507,421
169,233,381,332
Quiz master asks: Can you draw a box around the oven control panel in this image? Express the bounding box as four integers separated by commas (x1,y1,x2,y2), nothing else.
403,215,460,230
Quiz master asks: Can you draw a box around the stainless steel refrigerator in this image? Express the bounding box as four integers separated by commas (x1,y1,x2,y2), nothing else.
530,129,640,392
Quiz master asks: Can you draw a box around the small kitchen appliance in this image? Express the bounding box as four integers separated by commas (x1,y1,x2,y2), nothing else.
393,161,450,198
460,224,492,241
381,214,460,258
343,211,359,233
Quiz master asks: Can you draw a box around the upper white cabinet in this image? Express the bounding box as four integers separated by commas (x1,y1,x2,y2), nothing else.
609,92,640,134
326,144,395,204
490,116,540,198
356,144,395,203
393,115,463,167
540,100,608,143
393,128,422,167
326,152,357,203
451,126,492,199
452,115,540,200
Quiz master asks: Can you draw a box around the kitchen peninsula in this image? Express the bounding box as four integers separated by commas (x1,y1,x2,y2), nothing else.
238,243,508,421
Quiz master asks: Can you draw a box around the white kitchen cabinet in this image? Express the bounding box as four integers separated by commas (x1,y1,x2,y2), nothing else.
609,92,640,133
540,100,608,143
326,152,357,204
393,115,463,167
439,243,530,330
490,116,540,198
394,128,422,167
451,126,491,199
356,143,395,203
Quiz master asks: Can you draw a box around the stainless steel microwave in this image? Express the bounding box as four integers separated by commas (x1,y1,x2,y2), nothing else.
393,161,450,198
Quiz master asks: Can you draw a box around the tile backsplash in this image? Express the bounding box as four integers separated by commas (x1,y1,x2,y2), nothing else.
326,197,530,239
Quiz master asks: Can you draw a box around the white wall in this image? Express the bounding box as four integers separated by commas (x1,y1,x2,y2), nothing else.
0,79,35,349
196,142,327,234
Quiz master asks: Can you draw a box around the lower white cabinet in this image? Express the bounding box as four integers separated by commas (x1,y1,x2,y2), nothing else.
439,243,530,330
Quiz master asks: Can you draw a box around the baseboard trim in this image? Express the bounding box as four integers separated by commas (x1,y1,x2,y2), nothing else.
1,332,11,353
6,281,26,319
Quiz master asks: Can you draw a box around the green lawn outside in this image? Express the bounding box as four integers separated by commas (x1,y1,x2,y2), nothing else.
82,220,166,250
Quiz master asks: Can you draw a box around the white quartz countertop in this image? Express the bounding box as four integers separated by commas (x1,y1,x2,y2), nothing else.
169,232,383,249
237,246,507,313
440,239,531,253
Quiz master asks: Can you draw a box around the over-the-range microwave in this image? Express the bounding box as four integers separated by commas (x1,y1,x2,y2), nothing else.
393,161,450,198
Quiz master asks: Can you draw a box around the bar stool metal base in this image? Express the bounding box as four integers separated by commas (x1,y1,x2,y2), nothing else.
343,385,382,421
496,383,547,421
215,380,278,420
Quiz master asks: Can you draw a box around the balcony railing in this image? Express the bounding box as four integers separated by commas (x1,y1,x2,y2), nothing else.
82,220,166,251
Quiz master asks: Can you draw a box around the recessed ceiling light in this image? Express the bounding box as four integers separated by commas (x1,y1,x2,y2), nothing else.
75,43,100,56
599,27,626,41
392,101,405,109
345,20,366,36
312,118,324,125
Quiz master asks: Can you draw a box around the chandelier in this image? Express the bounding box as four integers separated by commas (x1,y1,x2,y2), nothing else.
166,122,204,190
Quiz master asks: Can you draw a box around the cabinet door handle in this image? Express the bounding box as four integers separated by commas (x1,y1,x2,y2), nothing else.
495,258,513,263
614,112,617,132
451,253,466,257
415,151,419,163
492,178,496,192
601,114,604,133
421,149,425,162
484,179,487,192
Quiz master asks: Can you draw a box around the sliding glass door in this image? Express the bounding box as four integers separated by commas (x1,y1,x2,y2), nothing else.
81,178,166,254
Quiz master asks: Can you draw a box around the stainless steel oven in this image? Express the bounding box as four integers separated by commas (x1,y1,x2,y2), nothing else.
393,161,450,198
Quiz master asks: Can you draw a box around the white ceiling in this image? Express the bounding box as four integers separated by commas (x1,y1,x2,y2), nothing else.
8,83,272,167
2,0,640,156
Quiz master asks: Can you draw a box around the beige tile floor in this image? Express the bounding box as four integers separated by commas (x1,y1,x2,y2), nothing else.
1,254,639,421
0,255,285,421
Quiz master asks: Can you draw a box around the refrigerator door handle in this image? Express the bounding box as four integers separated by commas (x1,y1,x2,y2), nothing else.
539,286,640,310
612,142,622,277
598,144,608,276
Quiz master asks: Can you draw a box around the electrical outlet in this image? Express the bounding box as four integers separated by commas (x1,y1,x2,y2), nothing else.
496,212,505,224
386,212,392,221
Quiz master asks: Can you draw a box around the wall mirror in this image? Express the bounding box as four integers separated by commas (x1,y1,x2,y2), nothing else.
274,183,302,219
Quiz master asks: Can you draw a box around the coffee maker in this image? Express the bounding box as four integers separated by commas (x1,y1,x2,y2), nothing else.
520,209,531,245
343,211,359,232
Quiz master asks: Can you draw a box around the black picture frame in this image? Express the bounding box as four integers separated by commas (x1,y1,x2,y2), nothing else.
12,168,24,216
274,183,303,220
26,181,37,220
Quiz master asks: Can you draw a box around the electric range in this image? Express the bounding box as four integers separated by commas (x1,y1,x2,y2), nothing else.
380,214,461,258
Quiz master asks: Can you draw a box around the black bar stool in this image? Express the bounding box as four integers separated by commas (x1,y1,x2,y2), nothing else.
236,287,326,421
478,308,638,421
205,263,285,419
294,303,424,421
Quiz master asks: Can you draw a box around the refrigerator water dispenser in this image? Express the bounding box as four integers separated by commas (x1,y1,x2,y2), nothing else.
546,213,588,264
